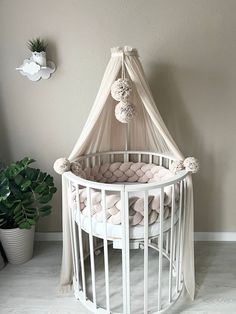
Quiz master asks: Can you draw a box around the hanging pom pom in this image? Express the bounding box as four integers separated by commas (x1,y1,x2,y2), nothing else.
111,78,132,102
170,160,184,174
115,102,136,123
183,157,200,173
70,161,86,178
53,158,71,175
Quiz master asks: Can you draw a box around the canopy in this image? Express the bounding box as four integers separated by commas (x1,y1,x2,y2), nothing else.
59,46,195,300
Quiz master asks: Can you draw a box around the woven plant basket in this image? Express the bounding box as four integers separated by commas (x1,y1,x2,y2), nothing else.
0,226,35,264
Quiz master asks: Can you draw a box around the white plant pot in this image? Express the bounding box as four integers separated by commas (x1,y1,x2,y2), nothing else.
32,51,46,67
0,226,35,264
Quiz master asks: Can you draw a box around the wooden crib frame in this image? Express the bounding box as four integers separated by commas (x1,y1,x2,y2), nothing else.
64,150,189,314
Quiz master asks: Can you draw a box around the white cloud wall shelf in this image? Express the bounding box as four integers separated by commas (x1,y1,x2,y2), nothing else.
16,58,56,81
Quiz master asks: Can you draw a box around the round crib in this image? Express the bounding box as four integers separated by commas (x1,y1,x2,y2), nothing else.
64,150,189,314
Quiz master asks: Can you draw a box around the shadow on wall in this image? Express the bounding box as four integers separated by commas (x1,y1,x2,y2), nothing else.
147,64,224,231
0,95,11,165
46,38,59,67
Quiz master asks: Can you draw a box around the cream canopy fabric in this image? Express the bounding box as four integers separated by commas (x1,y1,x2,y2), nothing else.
59,46,195,300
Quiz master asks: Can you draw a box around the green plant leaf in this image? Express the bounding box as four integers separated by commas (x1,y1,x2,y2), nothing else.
50,187,57,194
21,157,35,167
22,199,34,206
0,172,10,201
10,185,23,199
20,180,32,191
25,207,36,213
14,174,24,185
31,168,40,181
14,215,24,224
37,172,46,183
38,193,53,204
45,175,54,186
39,205,52,211
34,182,47,194
27,38,47,52
19,221,31,229
27,218,36,225
5,163,22,178
25,167,35,181
22,191,33,200
13,203,22,214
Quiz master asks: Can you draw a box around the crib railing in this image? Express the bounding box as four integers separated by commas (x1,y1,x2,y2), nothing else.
76,150,175,170
64,151,189,314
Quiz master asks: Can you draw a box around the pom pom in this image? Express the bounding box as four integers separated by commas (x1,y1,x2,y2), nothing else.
115,102,136,123
170,160,184,174
71,162,86,178
111,78,132,102
183,157,200,173
53,158,70,175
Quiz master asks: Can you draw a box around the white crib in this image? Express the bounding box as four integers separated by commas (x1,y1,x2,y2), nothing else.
64,150,189,314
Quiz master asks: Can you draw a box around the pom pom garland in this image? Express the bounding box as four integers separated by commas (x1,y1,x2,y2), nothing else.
170,157,199,174
183,157,200,173
115,102,136,123
53,158,71,175
111,78,132,102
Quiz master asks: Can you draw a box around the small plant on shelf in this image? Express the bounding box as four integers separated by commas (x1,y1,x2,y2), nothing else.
27,38,47,53
28,38,48,66
0,157,56,230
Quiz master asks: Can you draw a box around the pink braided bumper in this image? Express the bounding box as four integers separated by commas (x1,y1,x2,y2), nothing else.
70,162,179,226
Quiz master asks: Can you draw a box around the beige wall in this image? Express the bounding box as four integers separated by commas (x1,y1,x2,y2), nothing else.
0,0,236,232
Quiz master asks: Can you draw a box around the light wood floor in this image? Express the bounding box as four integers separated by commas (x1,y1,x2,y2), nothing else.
0,241,236,313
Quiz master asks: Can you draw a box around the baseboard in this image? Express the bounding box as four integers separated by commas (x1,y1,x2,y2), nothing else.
35,232,236,242
194,232,236,241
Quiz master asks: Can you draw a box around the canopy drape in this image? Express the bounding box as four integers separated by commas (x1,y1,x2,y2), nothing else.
60,46,195,300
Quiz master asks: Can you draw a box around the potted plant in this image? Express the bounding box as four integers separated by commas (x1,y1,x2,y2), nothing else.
28,38,48,67
0,157,57,264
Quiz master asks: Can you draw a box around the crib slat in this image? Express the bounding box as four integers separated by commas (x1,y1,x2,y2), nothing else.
71,196,80,293
168,184,176,303
124,151,129,163
97,155,101,165
125,190,130,314
144,191,149,313
121,189,130,314
110,153,114,163
87,187,97,308
159,156,163,166
179,179,187,288
138,154,141,162
166,231,169,254
101,189,110,312
176,181,183,292
149,154,152,164
86,157,89,168
67,181,76,284
157,187,164,311
76,186,86,298
121,190,127,313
